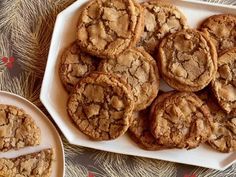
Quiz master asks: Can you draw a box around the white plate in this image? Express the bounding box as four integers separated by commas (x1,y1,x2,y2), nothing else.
40,0,236,170
0,91,64,177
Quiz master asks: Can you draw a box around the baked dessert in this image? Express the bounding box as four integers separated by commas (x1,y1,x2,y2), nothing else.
198,90,236,152
67,72,134,140
77,0,144,59
0,149,54,177
129,109,165,150
59,42,98,92
0,104,41,152
98,47,159,111
211,48,236,115
150,92,213,149
200,14,236,53
138,0,188,55
158,29,217,92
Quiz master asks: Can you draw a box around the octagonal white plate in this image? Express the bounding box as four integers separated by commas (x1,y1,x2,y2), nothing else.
0,91,64,177
40,0,236,170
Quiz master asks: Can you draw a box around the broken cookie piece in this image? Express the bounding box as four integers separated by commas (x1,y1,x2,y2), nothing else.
138,0,188,55
67,72,134,140
158,29,217,92
0,148,53,177
0,104,41,152
98,47,160,111
150,92,213,149
77,0,144,59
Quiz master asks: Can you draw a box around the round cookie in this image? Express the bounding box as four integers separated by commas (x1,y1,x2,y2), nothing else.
77,0,144,59
98,48,160,111
150,92,213,149
200,14,236,53
67,72,134,140
138,0,188,55
197,90,236,152
59,42,98,92
158,29,217,92
128,109,166,150
211,48,236,115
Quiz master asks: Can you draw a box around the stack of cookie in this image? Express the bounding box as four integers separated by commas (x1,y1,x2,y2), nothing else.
59,0,236,153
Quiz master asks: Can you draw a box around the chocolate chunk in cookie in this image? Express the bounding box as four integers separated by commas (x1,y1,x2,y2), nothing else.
200,14,236,53
98,48,159,111
150,92,213,149
211,48,236,115
198,90,236,152
0,149,53,177
67,72,134,140
59,42,99,92
158,29,217,92
77,0,144,59
138,0,188,55
0,105,41,152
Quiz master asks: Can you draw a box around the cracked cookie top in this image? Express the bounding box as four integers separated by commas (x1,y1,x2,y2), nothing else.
0,149,53,177
59,42,98,92
98,48,159,111
128,109,166,150
198,90,236,152
158,29,217,92
200,14,236,53
77,0,144,59
0,104,41,152
67,72,134,140
150,92,213,149
137,0,188,55
211,48,236,115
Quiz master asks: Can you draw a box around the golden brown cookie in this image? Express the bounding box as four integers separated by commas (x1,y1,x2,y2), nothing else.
158,29,217,92
0,104,41,152
128,109,165,150
197,89,236,152
150,92,213,149
200,14,236,53
211,48,236,115
59,42,98,92
98,48,159,111
0,149,54,177
138,0,188,55
77,0,144,59
67,72,134,140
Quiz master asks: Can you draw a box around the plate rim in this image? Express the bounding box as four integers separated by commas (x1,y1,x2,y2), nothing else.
0,90,65,177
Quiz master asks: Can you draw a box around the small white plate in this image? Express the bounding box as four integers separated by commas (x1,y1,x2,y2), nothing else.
0,91,64,177
41,0,236,170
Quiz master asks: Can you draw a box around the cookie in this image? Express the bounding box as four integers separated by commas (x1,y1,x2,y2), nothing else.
211,48,236,115
67,72,134,140
0,148,53,177
0,104,41,152
150,91,176,117
98,48,159,111
200,14,236,53
150,92,213,149
158,29,217,92
59,42,98,92
197,90,236,152
128,109,165,150
138,0,188,55
77,0,144,59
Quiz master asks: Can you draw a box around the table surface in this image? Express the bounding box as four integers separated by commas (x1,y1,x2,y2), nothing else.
0,0,236,177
